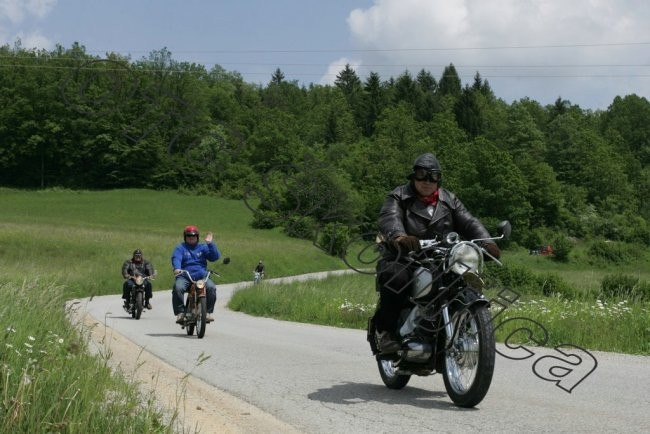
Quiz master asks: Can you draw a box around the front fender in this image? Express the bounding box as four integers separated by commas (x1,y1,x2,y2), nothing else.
456,287,490,308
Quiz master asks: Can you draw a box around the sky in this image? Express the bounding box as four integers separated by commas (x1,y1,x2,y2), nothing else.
1,0,650,110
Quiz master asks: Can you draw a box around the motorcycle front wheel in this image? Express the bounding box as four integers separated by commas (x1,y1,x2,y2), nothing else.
442,304,495,407
134,291,144,320
185,295,195,335
196,297,207,338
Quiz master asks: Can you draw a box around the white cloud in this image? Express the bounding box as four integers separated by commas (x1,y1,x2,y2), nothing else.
0,0,56,23
16,29,53,49
0,0,56,48
346,0,650,109
320,57,363,85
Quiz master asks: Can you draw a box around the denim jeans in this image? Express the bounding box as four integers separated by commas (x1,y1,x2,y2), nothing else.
172,275,217,315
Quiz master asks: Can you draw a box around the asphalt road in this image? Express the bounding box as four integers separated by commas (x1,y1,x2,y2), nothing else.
78,272,650,433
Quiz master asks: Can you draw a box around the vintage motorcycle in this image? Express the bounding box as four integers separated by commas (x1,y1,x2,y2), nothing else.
253,270,264,284
367,221,511,407
177,257,230,338
123,274,154,320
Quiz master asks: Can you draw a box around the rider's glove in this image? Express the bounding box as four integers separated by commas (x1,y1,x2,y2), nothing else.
393,235,420,253
484,243,501,259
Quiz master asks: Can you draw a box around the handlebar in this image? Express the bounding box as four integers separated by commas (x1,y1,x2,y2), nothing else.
175,269,217,282
417,237,503,265
126,274,155,280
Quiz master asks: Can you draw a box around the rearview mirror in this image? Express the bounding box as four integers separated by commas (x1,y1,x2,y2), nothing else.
497,221,511,239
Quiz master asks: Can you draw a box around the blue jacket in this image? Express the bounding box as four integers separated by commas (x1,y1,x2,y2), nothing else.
171,241,220,281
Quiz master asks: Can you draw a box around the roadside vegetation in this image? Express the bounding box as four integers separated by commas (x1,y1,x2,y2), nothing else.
1,280,167,432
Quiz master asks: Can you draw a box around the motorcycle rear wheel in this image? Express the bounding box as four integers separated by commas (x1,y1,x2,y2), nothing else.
442,304,495,407
377,356,411,389
134,292,144,320
196,297,207,338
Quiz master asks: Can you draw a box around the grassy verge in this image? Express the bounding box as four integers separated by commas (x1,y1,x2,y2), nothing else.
488,294,650,355
0,280,169,432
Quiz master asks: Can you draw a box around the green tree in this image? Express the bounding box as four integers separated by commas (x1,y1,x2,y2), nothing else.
438,63,462,97
454,86,485,138
334,63,364,133
455,138,532,237
360,72,386,136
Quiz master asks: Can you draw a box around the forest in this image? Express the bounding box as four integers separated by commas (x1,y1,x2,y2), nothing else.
1,41,649,249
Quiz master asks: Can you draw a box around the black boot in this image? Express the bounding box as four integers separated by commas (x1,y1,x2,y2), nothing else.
376,330,400,353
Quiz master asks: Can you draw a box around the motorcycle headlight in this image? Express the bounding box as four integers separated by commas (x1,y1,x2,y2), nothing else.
134,275,144,285
196,280,206,289
447,242,483,275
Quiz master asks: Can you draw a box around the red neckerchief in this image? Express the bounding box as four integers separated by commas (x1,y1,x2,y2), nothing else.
419,190,439,206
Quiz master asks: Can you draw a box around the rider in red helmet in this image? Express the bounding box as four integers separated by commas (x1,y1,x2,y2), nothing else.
171,225,221,323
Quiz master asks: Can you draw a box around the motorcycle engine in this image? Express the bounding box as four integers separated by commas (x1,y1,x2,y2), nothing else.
402,338,433,362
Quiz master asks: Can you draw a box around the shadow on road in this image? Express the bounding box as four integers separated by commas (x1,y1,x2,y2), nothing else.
146,333,209,339
307,382,477,411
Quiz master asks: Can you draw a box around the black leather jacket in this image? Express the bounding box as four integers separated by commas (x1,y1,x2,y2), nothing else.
122,259,155,279
378,183,492,256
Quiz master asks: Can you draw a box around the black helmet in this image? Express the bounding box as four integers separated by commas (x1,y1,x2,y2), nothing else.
132,249,143,262
408,153,442,182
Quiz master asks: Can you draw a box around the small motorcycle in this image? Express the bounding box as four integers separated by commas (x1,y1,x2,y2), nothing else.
253,270,264,284
177,257,230,338
368,221,511,407
123,274,153,320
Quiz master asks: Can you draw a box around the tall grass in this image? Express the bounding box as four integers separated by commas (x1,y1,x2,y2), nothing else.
489,295,650,355
229,273,377,329
0,280,168,432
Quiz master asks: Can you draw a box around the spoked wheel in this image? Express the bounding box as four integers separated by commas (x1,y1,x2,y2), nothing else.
196,297,207,339
185,299,194,335
377,356,411,389
442,305,495,407
134,292,144,320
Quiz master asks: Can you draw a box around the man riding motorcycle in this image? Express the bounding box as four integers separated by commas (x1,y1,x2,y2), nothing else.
373,152,501,353
171,225,222,324
121,249,155,310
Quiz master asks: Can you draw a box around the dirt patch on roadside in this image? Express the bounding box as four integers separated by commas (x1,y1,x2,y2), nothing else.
78,312,301,434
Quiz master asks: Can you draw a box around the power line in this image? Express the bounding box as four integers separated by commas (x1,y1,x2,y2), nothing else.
1,63,649,80
78,41,650,54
